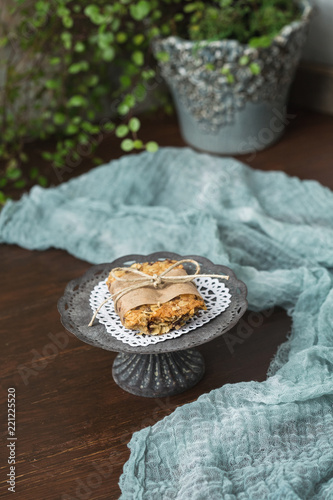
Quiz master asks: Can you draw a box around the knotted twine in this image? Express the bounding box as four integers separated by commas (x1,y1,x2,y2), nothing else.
88,259,229,327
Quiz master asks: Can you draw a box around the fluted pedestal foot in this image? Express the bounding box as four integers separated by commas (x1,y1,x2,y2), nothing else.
112,349,205,398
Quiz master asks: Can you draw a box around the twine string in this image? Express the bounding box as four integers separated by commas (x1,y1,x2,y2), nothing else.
88,259,229,327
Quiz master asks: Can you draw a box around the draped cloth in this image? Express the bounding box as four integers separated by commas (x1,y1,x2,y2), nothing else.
1,148,333,499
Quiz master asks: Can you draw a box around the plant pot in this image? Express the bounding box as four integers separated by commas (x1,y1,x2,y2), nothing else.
153,1,312,155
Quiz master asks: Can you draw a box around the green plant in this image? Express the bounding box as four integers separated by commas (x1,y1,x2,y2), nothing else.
184,0,301,46
0,0,301,204
0,0,169,202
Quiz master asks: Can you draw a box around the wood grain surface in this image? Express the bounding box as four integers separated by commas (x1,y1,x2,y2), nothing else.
1,108,333,499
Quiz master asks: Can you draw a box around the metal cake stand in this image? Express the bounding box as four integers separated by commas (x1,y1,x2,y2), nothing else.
58,252,247,398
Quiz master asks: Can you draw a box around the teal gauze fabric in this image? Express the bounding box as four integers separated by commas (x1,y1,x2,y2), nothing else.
1,147,333,499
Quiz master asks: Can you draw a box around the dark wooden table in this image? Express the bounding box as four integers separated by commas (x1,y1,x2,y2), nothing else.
1,109,333,499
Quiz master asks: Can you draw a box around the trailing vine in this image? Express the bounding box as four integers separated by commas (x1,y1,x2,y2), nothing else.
0,0,301,204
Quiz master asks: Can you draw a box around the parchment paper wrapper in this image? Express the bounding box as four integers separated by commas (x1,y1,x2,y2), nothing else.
108,268,203,323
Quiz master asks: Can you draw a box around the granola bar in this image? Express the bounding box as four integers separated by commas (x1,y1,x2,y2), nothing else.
106,259,206,335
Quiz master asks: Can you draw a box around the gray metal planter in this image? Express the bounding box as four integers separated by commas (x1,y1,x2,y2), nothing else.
153,1,312,154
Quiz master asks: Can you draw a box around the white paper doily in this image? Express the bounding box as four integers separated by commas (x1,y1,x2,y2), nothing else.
89,278,231,347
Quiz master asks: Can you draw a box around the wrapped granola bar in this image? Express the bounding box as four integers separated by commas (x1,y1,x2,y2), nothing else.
106,259,206,335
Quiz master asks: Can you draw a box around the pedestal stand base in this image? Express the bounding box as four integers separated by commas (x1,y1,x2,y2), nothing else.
112,349,205,398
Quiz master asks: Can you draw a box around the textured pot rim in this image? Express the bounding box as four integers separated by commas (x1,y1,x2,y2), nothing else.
153,0,312,52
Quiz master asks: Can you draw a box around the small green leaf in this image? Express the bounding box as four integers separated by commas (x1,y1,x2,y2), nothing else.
116,32,128,43
249,35,272,49
84,5,99,17
29,167,39,180
121,138,134,152
102,46,115,61
112,18,121,31
57,6,70,17
227,73,235,84
184,3,199,13
117,103,129,115
93,157,103,165
87,11,105,25
63,140,75,149
35,1,50,13
132,50,144,66
62,16,73,28
86,75,99,87
134,83,146,102
220,66,230,75
72,116,82,125
130,1,150,21
115,124,129,138
152,9,162,20
38,175,48,187
145,141,158,153
102,122,115,132
239,55,249,66
68,61,89,74
133,139,143,149
0,178,7,188
45,79,60,90
81,122,99,133
174,13,184,22
120,75,131,89
142,69,155,80
6,168,22,180
124,94,135,107
13,179,26,189
133,34,145,45
60,31,72,49
161,23,172,36
249,62,261,75
65,124,79,135
97,32,115,49
42,152,53,161
128,117,140,133
0,191,7,205
50,57,61,65
19,152,28,162
149,27,160,38
54,113,66,125
205,63,215,71
67,96,88,107
74,41,85,52
155,51,169,63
